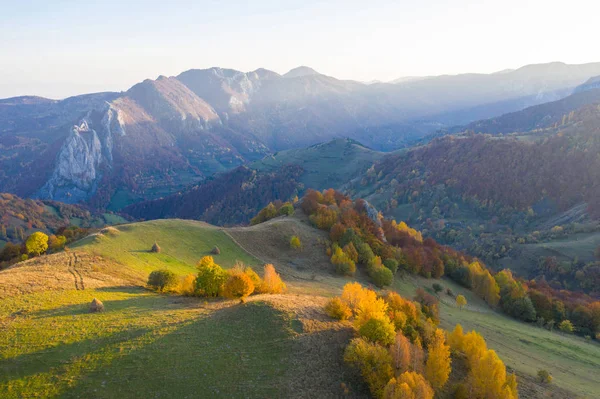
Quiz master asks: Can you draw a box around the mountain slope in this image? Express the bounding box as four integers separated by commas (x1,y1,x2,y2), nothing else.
123,138,385,225
3,62,600,209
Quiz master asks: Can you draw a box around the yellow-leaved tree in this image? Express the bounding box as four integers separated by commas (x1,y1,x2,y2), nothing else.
258,264,287,294
447,324,465,352
425,329,451,390
383,371,434,399
469,349,517,399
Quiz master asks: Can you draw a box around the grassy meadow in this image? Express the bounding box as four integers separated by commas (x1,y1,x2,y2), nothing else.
0,288,299,399
72,219,260,276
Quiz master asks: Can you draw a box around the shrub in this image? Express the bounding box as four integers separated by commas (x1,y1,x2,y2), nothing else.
178,274,196,295
257,264,287,294
456,294,467,309
370,266,394,288
446,288,454,297
242,265,262,287
290,235,302,250
151,242,161,253
25,232,48,256
211,246,221,255
359,317,396,345
195,256,227,297
148,269,179,292
432,283,443,295
48,235,67,252
279,202,294,216
325,297,352,320
537,369,553,384
251,202,278,225
331,247,356,276
383,258,399,274
223,270,255,301
558,319,574,333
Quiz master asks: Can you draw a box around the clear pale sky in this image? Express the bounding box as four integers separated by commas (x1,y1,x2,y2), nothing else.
1,0,598,99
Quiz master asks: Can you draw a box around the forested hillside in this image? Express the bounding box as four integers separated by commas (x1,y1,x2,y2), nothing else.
350,91,600,294
0,193,125,247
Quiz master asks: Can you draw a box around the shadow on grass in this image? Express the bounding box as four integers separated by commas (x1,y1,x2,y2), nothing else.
30,295,184,321
60,302,299,399
0,328,152,384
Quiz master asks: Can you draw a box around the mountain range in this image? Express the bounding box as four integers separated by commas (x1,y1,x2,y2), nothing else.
2,61,600,210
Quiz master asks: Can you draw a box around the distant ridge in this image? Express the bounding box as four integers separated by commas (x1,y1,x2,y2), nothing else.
283,66,320,78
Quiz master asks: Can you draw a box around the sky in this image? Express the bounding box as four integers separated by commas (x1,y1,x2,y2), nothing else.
1,0,598,99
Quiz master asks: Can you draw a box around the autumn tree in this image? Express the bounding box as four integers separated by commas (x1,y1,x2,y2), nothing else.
258,264,287,294
223,269,255,301
425,329,451,390
25,231,48,256
447,324,465,352
195,256,227,297
390,332,412,374
383,371,433,399
331,246,356,276
325,297,352,320
456,294,467,310
344,338,394,398
359,317,396,346
343,242,359,263
468,349,517,399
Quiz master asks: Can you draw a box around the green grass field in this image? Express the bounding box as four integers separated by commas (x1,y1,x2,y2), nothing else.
72,219,260,276
392,276,600,398
0,287,298,398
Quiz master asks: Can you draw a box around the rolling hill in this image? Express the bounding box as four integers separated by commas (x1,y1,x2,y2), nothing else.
1,215,598,398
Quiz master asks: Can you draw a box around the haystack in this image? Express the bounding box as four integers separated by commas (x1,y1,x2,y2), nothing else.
90,298,105,313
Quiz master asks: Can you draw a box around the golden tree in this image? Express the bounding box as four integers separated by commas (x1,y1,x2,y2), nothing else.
383,371,434,399
447,324,465,352
425,329,451,390
223,269,255,300
258,264,287,294
25,231,48,256
456,294,467,310
325,297,352,320
469,349,514,399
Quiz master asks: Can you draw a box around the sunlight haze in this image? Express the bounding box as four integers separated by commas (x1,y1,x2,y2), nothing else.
1,0,598,98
